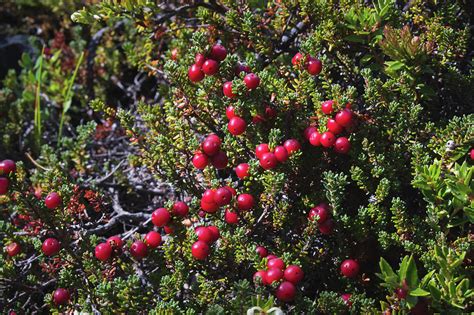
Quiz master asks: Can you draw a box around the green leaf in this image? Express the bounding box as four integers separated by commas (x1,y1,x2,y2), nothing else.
405,256,419,288
379,257,397,280
410,287,430,296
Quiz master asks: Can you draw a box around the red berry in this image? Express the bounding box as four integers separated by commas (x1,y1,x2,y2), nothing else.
196,227,214,243
319,219,335,235
237,194,255,211
151,208,171,227
304,126,317,140
327,119,344,135
130,240,148,259
321,100,334,115
235,163,250,179
192,153,209,169
226,106,235,119
244,73,260,90
145,231,162,248
256,246,268,258
207,226,220,242
202,189,216,203
53,288,70,305
173,201,189,217
306,57,322,75
309,131,321,146
42,238,60,256
95,242,112,261
214,187,232,206
205,133,221,144
202,59,219,75
224,185,237,196
267,254,278,260
202,138,221,156
259,152,278,170
320,131,336,147
223,81,236,98
195,53,206,66
335,109,352,127
266,267,284,284
276,281,296,302
292,52,303,66
341,293,352,307
0,159,16,175
210,151,228,169
253,270,268,285
228,116,246,135
268,257,286,270
210,44,227,62
274,146,289,163
45,192,62,210
255,143,270,159
284,265,304,284
170,48,179,61
192,240,210,260
395,288,408,300
6,242,21,257
107,236,123,248
470,148,474,160
0,178,9,195
283,139,301,155
265,106,277,119
252,114,265,124
188,64,204,82
201,199,219,213
308,205,330,223
224,209,239,224
340,259,360,278
164,226,174,234
236,63,251,75
334,137,351,154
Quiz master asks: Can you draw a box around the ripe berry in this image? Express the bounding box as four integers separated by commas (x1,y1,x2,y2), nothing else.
195,53,206,66
201,199,219,213
224,185,237,196
253,270,268,285
237,194,255,211
164,226,174,234
244,73,260,90
53,288,70,305
130,241,148,259
0,178,9,195
236,63,251,75
225,209,239,224
235,163,250,179
274,146,289,163
192,153,209,169
470,148,474,160
306,56,322,75
341,293,352,307
321,100,334,115
276,281,296,302
107,236,123,248
320,131,336,147
223,81,236,98
226,106,236,119
267,254,278,260
256,246,268,258
173,201,189,217
214,187,232,206
309,131,321,146
228,116,246,135
292,52,303,66
202,138,221,156
340,259,360,278
266,267,284,284
335,109,352,127
260,152,278,170
284,265,304,284
319,219,335,235
202,59,219,75
45,192,62,209
145,231,162,248
42,238,60,256
202,189,216,203
0,160,16,175
95,242,112,261
210,44,227,62
210,151,228,169
268,257,286,270
395,288,408,300
255,143,270,159
206,133,221,145
192,240,210,260
207,226,220,242
151,208,171,227
283,139,301,155
188,64,204,82
327,119,344,135
252,114,265,124
265,106,277,119
334,137,351,154
6,242,21,257
308,205,330,223
304,126,317,140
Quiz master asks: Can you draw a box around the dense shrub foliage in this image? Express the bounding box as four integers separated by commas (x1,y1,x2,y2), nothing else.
1,0,473,313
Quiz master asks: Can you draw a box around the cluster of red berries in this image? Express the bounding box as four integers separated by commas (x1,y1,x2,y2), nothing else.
191,226,220,260
188,44,227,82
292,52,323,76
200,186,255,214
256,139,301,170
304,100,353,154
253,247,304,302
223,72,260,99
308,202,334,235
192,134,228,170
0,159,16,195
152,200,189,228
